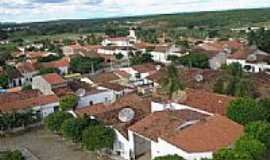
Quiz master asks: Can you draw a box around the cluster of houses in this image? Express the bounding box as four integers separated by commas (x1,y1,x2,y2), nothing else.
0,61,245,160
0,28,269,160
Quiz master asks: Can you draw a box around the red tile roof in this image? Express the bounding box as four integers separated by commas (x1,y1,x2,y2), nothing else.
41,57,69,68
17,62,37,73
129,110,243,153
42,73,65,85
90,72,120,84
100,83,126,92
75,94,152,137
129,110,208,141
180,88,235,115
0,95,59,112
162,115,244,152
132,63,157,73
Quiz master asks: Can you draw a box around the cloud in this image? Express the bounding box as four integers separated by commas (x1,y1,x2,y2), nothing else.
1,0,270,22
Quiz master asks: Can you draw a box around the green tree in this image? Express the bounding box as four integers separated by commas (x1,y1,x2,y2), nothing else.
0,150,25,160
37,54,62,63
82,125,115,151
154,155,185,160
61,117,93,142
214,148,253,160
130,52,153,65
235,135,266,160
258,99,270,122
161,65,184,99
227,97,268,125
115,53,124,60
245,121,270,147
213,148,237,160
60,95,78,111
178,53,209,69
70,56,104,74
0,74,8,89
214,63,256,97
38,67,60,75
44,111,73,133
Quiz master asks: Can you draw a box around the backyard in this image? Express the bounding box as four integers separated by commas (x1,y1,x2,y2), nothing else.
0,128,107,160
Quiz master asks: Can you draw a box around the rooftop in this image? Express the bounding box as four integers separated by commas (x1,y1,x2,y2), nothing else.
0,94,59,112
90,72,120,84
162,114,244,152
129,110,243,152
129,109,208,141
42,73,66,85
181,88,235,115
132,63,158,73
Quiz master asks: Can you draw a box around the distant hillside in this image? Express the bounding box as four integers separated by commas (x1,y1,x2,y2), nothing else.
1,8,270,39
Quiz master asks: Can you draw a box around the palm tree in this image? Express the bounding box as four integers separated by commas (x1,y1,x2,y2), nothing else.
161,64,184,100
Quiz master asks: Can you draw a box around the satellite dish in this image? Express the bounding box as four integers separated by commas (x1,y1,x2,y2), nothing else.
247,54,257,62
194,74,204,82
118,108,135,123
76,88,86,97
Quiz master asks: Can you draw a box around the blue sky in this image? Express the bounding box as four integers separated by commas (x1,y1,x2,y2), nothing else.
1,0,270,23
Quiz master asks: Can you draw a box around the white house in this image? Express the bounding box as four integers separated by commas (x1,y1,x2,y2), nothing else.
128,110,243,160
102,29,137,47
74,94,151,160
119,63,159,85
0,90,59,118
32,73,67,95
68,80,115,108
40,57,70,75
16,62,39,85
102,37,131,47
150,45,187,64
226,48,270,73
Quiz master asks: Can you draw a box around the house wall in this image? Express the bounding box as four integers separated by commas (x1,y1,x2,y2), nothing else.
58,66,68,75
226,59,270,73
151,102,213,116
113,129,132,160
22,71,38,85
209,52,227,70
150,51,168,64
102,39,130,47
33,102,59,118
152,138,213,160
77,90,114,107
32,76,54,95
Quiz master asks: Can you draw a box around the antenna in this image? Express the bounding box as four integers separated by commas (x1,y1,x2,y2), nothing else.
118,108,135,123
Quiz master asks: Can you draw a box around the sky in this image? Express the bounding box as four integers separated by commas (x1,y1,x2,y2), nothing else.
1,0,270,23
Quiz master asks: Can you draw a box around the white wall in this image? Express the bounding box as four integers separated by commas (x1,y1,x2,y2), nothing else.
33,102,59,118
32,76,54,95
77,90,114,108
151,102,213,115
113,129,132,160
152,138,213,160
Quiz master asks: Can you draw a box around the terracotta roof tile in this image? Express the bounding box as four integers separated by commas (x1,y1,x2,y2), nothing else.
42,73,65,85
90,72,120,84
129,110,243,153
163,115,244,152
41,57,70,68
17,62,37,73
129,110,208,141
132,63,157,73
75,94,151,137
180,88,235,115
0,95,59,112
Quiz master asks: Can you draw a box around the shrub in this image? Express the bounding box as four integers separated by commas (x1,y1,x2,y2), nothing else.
82,125,115,151
44,111,73,133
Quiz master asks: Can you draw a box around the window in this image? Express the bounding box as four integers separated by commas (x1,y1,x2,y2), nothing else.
89,101,93,105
